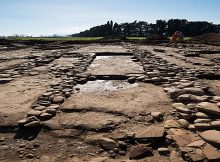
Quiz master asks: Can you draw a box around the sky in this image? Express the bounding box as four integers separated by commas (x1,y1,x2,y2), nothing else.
0,0,220,36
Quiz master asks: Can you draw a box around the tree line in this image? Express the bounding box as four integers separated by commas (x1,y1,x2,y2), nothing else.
72,19,220,37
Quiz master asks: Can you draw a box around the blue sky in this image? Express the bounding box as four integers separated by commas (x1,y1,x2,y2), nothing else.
0,0,220,36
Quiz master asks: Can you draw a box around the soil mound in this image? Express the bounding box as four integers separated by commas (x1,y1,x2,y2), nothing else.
190,33,220,46
142,34,170,44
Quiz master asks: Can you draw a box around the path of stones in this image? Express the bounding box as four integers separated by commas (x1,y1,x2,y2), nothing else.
0,43,220,162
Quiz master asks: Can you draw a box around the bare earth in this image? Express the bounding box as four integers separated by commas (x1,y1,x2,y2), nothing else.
0,42,220,162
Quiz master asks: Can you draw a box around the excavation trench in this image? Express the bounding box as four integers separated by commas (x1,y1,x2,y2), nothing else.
61,52,172,132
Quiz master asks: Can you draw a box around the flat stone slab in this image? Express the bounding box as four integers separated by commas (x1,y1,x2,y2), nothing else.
202,143,220,161
60,111,126,130
85,56,144,76
73,45,131,53
199,130,220,146
136,126,165,139
62,83,172,115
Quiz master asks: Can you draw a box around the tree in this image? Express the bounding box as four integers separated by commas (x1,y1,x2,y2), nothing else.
72,19,219,37
156,20,167,34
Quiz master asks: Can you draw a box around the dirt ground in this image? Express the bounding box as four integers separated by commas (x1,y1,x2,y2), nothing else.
0,42,220,162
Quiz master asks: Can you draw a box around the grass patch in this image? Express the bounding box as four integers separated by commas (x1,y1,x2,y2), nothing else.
127,37,146,40
168,37,192,41
184,37,192,40
6,37,103,41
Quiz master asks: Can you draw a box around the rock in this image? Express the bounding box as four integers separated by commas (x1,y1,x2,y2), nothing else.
178,119,189,129
199,130,220,146
0,78,13,84
188,124,196,131
118,141,127,148
211,121,220,128
158,147,170,155
170,150,185,162
194,123,212,130
17,118,27,125
172,103,192,114
65,92,71,98
202,143,220,161
178,94,207,103
172,133,192,147
164,120,181,129
164,87,183,99
52,96,64,104
183,87,204,96
151,112,163,120
42,92,53,97
180,82,194,88
46,108,56,115
172,103,186,109
187,151,204,162
0,137,5,142
136,76,146,81
151,77,162,83
51,129,82,138
99,138,118,150
128,77,136,84
47,104,60,110
175,107,192,114
179,113,193,120
26,116,40,123
197,102,220,116
187,103,197,110
187,140,206,148
34,106,46,111
40,113,53,119
24,121,40,127
195,112,209,119
26,153,34,159
18,116,39,126
136,126,165,139
194,119,211,123
213,96,220,102
128,145,153,160
0,74,11,78
27,110,42,117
